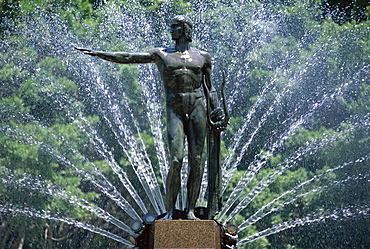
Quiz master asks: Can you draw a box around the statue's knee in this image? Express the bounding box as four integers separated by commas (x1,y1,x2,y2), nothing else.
170,157,183,171
171,156,183,164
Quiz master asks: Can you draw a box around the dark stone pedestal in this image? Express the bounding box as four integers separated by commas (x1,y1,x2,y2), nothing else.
152,220,222,249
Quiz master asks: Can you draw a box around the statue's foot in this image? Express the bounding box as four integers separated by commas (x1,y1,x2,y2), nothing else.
158,211,172,220
186,211,200,220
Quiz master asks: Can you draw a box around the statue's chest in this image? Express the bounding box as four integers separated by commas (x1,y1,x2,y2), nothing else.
160,51,204,72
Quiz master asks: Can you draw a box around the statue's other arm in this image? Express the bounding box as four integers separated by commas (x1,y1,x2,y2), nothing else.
202,52,219,110
203,52,226,122
75,47,156,64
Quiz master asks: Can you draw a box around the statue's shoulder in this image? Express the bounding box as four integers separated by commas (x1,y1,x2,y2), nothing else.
192,48,211,64
147,47,168,55
147,48,166,57
198,49,210,57
189,48,209,55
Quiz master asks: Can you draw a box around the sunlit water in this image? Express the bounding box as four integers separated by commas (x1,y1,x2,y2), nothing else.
1,0,369,248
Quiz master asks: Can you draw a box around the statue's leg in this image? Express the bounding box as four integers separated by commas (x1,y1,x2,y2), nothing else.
165,109,185,215
186,102,207,219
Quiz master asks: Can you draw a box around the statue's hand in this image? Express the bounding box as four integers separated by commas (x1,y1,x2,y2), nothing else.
210,107,225,122
74,47,97,56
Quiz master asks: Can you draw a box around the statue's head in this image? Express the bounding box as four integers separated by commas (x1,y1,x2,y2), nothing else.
171,15,193,42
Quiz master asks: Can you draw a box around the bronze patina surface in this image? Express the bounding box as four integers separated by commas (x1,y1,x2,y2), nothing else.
76,15,226,220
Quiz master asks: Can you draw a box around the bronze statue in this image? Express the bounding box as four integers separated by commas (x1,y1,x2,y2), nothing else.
76,15,225,220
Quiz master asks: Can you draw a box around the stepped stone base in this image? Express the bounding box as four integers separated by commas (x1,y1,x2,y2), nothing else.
153,220,222,249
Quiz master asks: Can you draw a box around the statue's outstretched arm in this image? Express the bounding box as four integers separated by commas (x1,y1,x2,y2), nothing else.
75,47,155,64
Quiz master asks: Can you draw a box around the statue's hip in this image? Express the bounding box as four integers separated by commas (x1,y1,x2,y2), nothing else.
166,89,204,116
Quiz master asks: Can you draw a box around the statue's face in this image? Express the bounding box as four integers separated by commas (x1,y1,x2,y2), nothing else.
170,20,183,40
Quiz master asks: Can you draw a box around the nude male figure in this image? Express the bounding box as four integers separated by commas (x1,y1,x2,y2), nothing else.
76,15,223,220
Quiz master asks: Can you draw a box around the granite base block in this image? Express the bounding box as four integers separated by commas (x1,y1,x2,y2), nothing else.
152,220,221,249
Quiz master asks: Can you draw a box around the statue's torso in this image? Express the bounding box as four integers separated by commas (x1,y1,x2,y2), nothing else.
149,47,208,115
151,48,206,94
